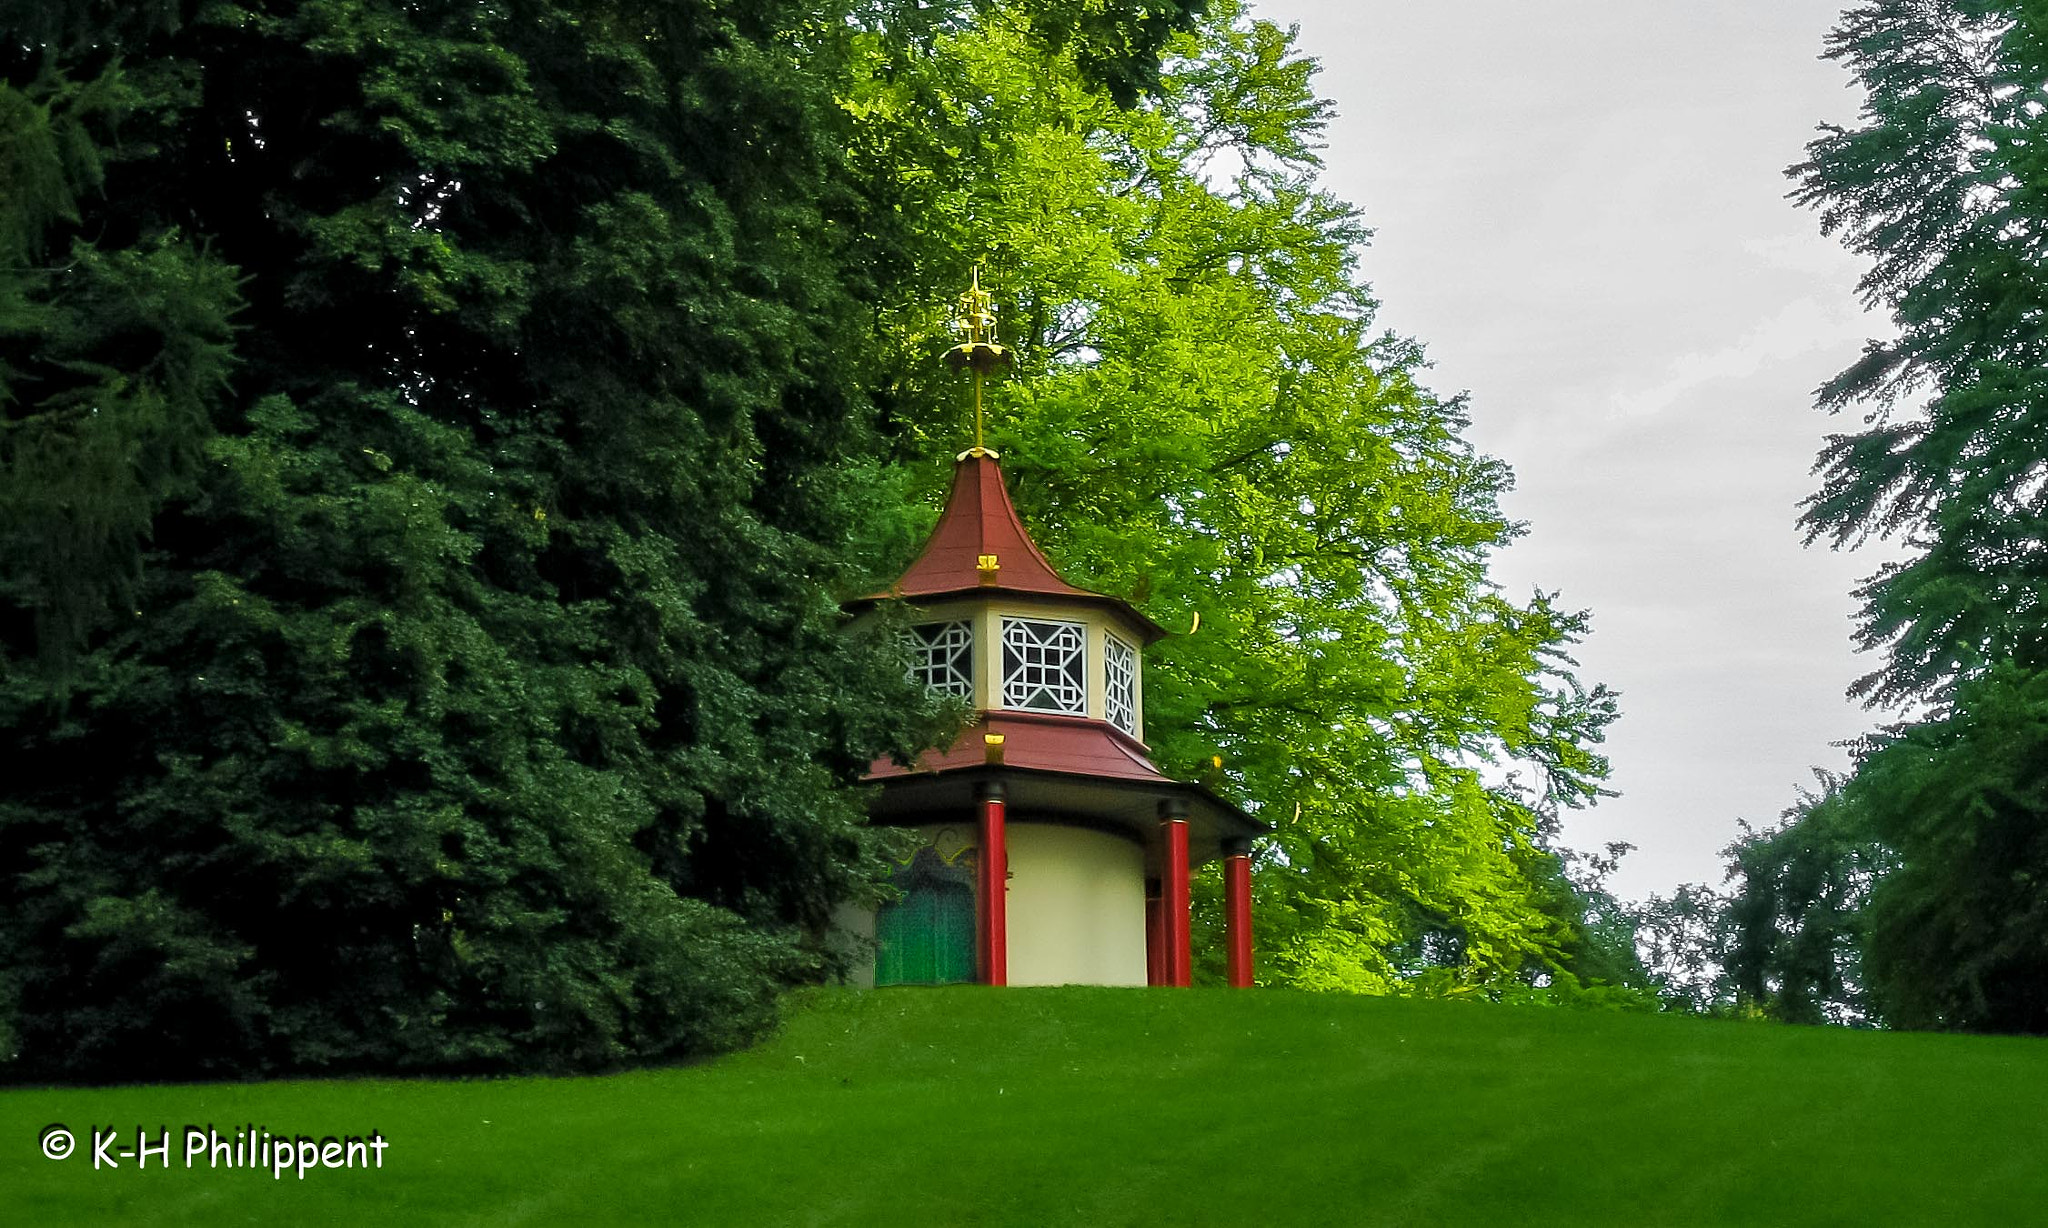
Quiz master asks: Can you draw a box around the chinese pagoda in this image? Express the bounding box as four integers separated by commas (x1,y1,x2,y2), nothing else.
841,270,1266,989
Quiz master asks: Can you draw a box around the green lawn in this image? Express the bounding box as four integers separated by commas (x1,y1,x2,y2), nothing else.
5,987,2043,1225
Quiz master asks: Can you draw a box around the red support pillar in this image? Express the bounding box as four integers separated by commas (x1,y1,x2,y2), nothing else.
1160,800,1191,988
976,781,1008,986
1144,881,1165,987
1224,838,1254,989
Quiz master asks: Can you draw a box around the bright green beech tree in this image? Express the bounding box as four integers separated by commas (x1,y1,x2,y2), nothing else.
846,1,1628,995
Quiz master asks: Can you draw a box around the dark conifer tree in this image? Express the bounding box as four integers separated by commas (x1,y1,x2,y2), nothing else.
1786,0,2048,1032
0,0,990,1079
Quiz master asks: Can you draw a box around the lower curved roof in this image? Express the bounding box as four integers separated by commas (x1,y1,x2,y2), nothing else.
865,710,1268,858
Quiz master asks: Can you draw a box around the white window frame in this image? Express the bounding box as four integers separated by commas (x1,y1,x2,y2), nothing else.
1000,617,1088,715
906,620,974,698
1104,631,1138,735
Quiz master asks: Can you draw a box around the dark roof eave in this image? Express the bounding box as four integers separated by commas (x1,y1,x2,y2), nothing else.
870,760,1270,842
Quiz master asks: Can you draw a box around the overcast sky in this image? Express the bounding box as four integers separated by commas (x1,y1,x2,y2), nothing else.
1246,0,1903,901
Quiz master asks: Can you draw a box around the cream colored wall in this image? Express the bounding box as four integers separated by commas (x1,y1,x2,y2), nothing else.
1005,824,1148,987
837,821,1148,989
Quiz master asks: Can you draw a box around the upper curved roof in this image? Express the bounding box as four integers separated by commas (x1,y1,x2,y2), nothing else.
857,452,1167,643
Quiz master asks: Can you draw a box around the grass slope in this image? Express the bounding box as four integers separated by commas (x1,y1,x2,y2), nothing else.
5,988,2045,1225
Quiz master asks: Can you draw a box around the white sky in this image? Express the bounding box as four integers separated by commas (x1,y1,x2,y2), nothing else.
1247,0,1906,901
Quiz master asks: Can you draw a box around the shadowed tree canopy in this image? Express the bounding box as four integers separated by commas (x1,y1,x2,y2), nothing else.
0,0,1200,1080
1706,0,2048,1035
1793,0,2048,707
1718,773,1886,1027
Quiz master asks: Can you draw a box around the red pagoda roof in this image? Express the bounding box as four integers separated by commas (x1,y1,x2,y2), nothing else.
864,711,1269,853
869,710,1170,784
858,452,1167,642
896,452,1087,600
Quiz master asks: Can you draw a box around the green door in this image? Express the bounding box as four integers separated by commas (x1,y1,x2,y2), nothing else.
876,877,975,985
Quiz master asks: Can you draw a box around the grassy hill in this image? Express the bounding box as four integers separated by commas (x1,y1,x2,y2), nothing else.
5,987,2045,1225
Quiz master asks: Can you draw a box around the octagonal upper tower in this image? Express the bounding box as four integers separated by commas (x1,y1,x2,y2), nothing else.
857,450,1165,770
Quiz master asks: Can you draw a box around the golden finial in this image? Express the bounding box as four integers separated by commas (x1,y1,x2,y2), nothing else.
945,263,1012,458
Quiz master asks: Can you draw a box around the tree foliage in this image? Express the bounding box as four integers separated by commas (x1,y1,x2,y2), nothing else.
1793,0,2047,704
1719,774,1886,1026
1787,0,2048,1034
848,0,1622,997
1852,663,2048,1031
1665,703,2045,1033
1630,882,1736,1016
0,0,995,1080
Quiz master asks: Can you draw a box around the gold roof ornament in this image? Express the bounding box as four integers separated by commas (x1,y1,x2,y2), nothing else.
945,263,1012,458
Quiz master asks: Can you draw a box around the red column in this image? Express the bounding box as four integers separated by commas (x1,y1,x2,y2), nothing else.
1144,883,1165,987
1224,840,1254,989
977,782,1008,986
1160,803,1191,988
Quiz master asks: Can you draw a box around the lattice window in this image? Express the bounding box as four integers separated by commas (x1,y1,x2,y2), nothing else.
1104,632,1137,735
1001,617,1087,714
906,621,974,698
